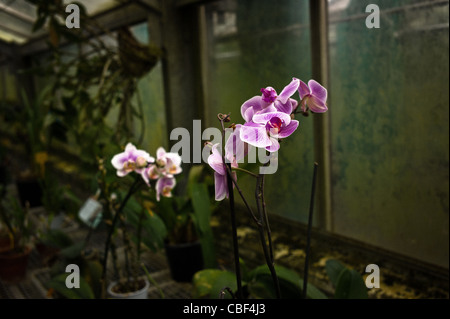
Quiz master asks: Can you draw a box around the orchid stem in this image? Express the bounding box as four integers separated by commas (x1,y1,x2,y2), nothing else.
255,174,281,299
220,116,243,299
303,162,318,299
231,166,258,178
226,162,243,299
261,175,274,264
225,165,260,225
101,176,142,296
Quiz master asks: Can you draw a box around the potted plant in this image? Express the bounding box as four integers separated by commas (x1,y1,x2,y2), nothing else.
33,173,82,266
95,142,180,298
13,86,54,208
201,77,330,299
155,164,216,282
0,186,34,283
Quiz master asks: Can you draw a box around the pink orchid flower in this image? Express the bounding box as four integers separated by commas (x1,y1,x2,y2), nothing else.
155,176,176,201
239,111,299,152
207,143,237,201
111,143,154,177
240,78,300,123
298,79,328,113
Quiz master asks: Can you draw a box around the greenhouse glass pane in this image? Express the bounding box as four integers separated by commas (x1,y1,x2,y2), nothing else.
328,0,449,267
130,22,168,153
204,0,315,224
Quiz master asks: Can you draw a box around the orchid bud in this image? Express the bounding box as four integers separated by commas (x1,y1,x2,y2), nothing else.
136,156,147,168
156,159,166,168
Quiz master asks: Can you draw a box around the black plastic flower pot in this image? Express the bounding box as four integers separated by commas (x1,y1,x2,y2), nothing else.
16,178,43,208
164,241,204,282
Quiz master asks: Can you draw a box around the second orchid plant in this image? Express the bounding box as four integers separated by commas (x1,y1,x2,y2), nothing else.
99,143,182,294
207,77,328,298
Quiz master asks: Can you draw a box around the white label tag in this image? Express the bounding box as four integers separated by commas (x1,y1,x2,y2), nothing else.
78,198,103,228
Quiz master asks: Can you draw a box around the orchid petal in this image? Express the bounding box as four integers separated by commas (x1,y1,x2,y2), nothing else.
111,152,130,170
290,98,299,113
252,111,291,126
298,80,310,100
278,119,299,138
309,80,327,104
225,125,246,163
214,172,228,201
278,78,300,104
124,143,137,153
240,123,272,148
141,167,151,186
116,169,129,177
241,96,265,122
274,99,293,115
166,152,182,171
243,107,256,124
308,95,328,113
266,137,280,152
207,144,226,175
133,150,154,163
156,147,166,159
156,177,176,201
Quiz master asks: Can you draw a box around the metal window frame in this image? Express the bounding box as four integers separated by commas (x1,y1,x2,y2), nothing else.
309,0,332,232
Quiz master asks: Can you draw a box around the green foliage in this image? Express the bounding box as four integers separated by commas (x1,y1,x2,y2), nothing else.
46,258,103,300
38,228,73,250
248,264,327,299
17,85,54,171
325,259,368,299
42,228,103,299
47,273,95,299
193,269,237,299
154,165,216,268
190,179,216,268
23,0,164,172
192,260,327,299
124,197,167,253
0,191,34,251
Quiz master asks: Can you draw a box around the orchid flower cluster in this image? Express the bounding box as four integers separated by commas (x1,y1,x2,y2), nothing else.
100,143,182,291
206,77,327,299
207,77,327,201
111,143,182,201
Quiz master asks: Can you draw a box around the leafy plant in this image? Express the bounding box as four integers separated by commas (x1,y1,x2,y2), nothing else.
44,230,103,299
325,259,369,299
192,259,328,299
25,0,163,171
0,188,34,253
193,258,368,299
154,165,217,268
96,144,175,296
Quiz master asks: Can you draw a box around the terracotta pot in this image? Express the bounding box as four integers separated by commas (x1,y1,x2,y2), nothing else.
0,246,32,283
164,241,203,282
107,278,149,299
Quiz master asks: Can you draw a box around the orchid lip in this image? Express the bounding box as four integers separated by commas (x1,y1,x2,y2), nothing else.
123,160,136,171
261,87,277,103
266,117,283,133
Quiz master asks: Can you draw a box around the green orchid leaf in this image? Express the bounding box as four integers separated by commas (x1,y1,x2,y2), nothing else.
192,269,237,299
140,212,167,252
249,264,327,299
325,259,347,287
334,268,368,299
59,241,85,259
47,273,95,299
